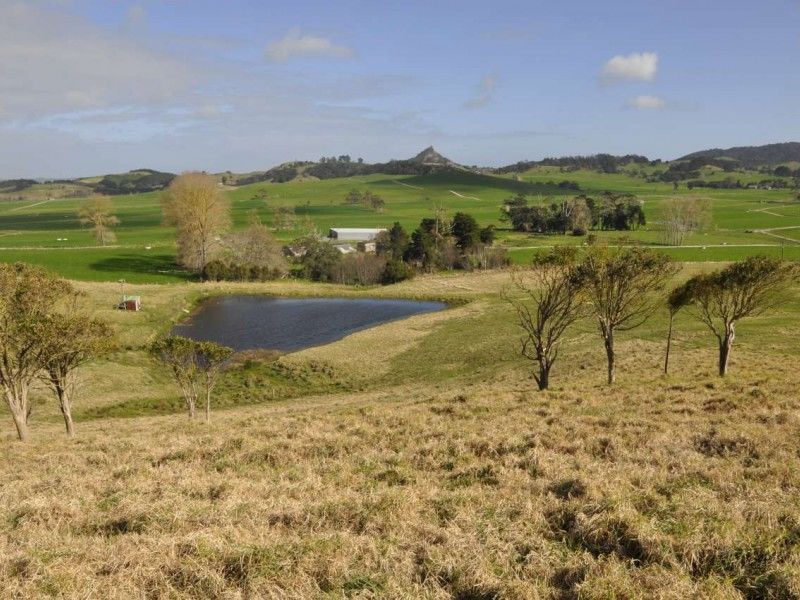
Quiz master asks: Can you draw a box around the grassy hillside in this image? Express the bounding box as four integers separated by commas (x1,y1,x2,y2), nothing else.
0,168,798,282
2,270,800,597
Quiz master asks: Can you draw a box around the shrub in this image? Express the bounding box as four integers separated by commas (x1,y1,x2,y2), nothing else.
331,254,387,286
382,259,413,284
202,260,284,282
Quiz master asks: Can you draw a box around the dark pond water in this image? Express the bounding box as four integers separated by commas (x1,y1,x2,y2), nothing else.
171,296,447,352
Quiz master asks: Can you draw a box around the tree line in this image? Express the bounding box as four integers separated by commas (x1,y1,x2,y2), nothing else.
506,249,798,390
503,192,646,236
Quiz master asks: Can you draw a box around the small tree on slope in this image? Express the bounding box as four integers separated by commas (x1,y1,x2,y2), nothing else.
504,248,586,391
40,307,115,436
683,256,797,376
574,247,678,385
150,336,233,422
0,263,74,441
663,281,695,374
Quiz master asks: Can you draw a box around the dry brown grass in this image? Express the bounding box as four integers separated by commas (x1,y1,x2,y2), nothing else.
2,270,800,598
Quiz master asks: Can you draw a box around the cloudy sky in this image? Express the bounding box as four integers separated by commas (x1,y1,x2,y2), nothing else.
1,0,798,178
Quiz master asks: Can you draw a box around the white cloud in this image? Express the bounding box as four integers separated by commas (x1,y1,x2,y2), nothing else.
265,29,355,62
463,74,497,109
0,3,197,120
600,52,658,84
628,95,666,110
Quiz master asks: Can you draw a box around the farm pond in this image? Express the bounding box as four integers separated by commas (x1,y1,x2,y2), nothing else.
171,296,447,352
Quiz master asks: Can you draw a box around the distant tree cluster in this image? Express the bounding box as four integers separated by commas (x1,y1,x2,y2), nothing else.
290,211,505,286
686,178,796,190
507,249,797,390
291,235,397,286
503,192,645,235
343,190,386,212
402,212,504,272
773,165,800,178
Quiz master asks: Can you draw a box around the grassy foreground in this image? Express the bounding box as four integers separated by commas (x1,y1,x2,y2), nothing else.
2,270,800,598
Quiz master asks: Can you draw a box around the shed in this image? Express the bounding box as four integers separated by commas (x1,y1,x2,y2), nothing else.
118,295,141,311
328,228,386,242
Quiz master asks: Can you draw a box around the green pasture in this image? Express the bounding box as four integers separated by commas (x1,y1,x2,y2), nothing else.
0,168,798,282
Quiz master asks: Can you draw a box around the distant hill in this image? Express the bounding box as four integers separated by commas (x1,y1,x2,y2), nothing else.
3,142,798,196
226,147,471,185
680,142,800,168
90,169,175,195
0,168,176,201
494,154,652,175
410,146,466,169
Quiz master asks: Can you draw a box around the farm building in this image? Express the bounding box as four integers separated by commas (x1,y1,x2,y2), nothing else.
328,228,386,242
118,295,141,311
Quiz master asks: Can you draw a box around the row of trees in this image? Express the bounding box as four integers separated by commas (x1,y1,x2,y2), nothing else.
507,249,796,390
343,190,386,212
503,192,646,235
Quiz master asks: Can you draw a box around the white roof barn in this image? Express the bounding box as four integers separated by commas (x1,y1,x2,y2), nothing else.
328,228,386,242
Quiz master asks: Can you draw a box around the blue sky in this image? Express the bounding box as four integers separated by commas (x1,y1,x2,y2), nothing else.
0,0,798,177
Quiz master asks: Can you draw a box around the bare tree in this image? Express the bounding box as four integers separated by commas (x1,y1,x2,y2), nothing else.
683,256,797,376
660,197,711,246
332,253,387,285
78,196,120,245
0,263,73,441
224,214,288,275
504,249,586,390
161,173,231,272
565,197,591,234
150,336,233,422
40,305,114,436
664,281,694,374
574,247,678,384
